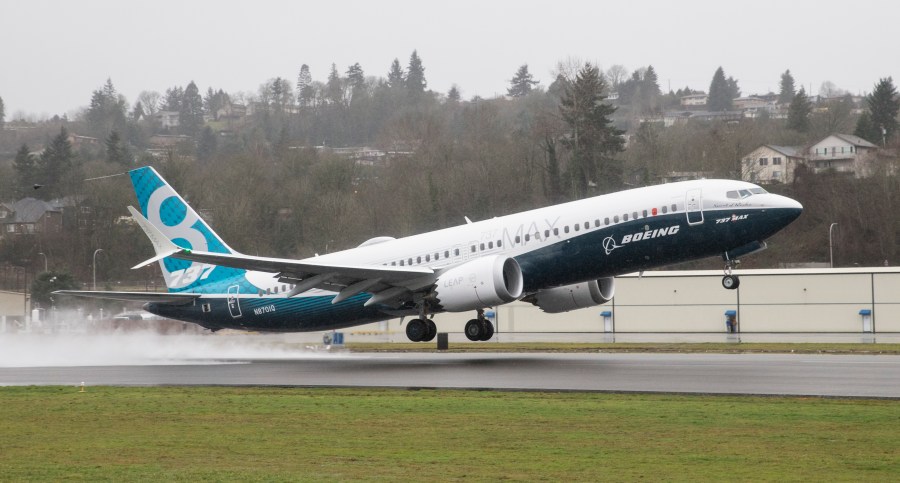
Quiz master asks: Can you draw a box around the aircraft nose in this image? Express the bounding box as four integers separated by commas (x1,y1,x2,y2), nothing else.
771,194,803,222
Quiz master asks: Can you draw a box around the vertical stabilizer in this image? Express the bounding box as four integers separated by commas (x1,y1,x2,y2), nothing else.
129,166,243,292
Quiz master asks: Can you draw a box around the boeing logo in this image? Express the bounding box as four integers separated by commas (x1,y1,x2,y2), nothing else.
604,225,681,255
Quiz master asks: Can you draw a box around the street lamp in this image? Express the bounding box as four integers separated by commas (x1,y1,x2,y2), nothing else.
93,248,104,290
37,252,48,273
828,223,838,268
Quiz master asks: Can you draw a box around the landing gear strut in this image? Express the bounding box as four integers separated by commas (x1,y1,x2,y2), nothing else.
464,309,495,341
721,259,740,290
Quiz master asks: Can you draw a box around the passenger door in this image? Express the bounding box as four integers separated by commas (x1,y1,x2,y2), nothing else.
685,188,704,225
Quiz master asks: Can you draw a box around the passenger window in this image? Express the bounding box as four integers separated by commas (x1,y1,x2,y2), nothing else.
425,254,430,262
480,243,485,251
671,204,677,212
525,234,530,242
488,241,493,249
633,211,638,219
574,224,580,232
545,230,550,238
642,210,648,218
604,217,610,225
391,261,396,266
584,222,590,229
515,236,521,243
624,214,629,221
258,290,263,297
594,220,600,227
662,206,668,214
554,228,559,236
564,226,570,234
408,258,413,265
400,260,405,266
471,245,476,253
454,249,460,256
266,288,271,295
497,241,502,248
417,257,421,264
614,215,620,223
446,250,451,258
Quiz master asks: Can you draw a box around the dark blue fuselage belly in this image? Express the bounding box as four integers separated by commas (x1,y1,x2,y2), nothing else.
147,207,801,332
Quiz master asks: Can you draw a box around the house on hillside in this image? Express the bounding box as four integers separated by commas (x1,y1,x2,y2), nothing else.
808,134,879,177
0,198,63,237
155,111,180,129
741,145,804,184
680,94,708,107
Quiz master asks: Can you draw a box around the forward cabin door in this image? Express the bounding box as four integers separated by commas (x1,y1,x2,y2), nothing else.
685,188,704,225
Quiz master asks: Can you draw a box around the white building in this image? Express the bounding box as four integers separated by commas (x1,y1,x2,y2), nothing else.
155,110,180,129
680,94,708,107
741,145,804,184
808,134,879,177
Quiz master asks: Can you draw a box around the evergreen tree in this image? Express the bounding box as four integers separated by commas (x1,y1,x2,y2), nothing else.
786,87,812,132
13,143,36,195
640,65,662,114
559,63,625,196
854,111,880,144
866,77,900,143
179,81,204,136
708,67,734,111
507,64,539,97
37,127,76,199
387,58,405,90
447,85,461,103
132,101,145,121
0,95,5,129
86,78,127,135
406,50,427,99
163,86,184,111
196,126,217,163
326,64,344,105
297,64,314,107
346,62,366,100
105,130,131,165
778,69,796,104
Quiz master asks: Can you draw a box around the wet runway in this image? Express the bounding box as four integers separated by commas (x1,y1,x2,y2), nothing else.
2,352,900,398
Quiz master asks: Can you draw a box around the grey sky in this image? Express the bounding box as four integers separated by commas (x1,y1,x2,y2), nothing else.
2,0,896,117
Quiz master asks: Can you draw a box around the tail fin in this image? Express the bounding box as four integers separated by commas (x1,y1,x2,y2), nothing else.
129,166,243,292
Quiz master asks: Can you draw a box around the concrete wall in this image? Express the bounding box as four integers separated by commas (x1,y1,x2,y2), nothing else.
0,290,26,317
361,268,900,334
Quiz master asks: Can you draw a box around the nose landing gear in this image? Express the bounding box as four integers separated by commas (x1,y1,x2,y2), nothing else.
722,259,740,290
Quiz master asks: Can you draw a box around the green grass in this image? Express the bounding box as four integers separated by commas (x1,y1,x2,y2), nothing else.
1,387,898,481
345,341,900,355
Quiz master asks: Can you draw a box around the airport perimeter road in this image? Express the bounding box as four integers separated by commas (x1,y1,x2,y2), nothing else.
3,352,900,398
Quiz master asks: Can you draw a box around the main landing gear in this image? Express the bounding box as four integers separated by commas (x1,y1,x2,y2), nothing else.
406,317,437,342
721,259,741,290
464,309,495,341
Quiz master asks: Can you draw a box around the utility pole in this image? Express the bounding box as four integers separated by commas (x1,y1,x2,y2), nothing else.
93,248,104,290
829,223,838,268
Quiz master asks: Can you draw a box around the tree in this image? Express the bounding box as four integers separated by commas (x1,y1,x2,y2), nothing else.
778,70,796,104
559,63,625,196
105,130,131,165
86,78,127,135
179,81,204,136
31,272,79,308
196,126,217,163
866,77,899,143
447,85,461,103
297,64,314,107
137,90,161,115
787,87,812,132
37,127,76,199
819,81,847,98
132,101,145,121
325,64,344,105
854,111,879,144
0,95,5,129
346,62,366,100
13,143,36,195
406,50,427,99
162,86,184,111
507,64,539,97
606,65,628,88
708,67,737,111
387,58,405,90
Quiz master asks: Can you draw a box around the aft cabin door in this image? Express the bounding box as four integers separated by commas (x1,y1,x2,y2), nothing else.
685,188,704,225
227,284,242,318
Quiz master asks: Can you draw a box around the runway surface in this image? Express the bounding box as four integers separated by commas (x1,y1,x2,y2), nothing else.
2,352,900,398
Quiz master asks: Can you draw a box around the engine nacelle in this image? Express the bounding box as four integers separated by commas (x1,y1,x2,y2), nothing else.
433,255,524,312
530,277,615,313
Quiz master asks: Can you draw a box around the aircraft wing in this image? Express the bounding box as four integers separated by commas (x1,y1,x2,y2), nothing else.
53,290,200,305
127,206,436,306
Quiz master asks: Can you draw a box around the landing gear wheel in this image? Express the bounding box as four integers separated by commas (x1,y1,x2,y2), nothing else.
722,274,740,290
479,320,495,341
464,319,483,341
406,318,428,342
421,319,437,342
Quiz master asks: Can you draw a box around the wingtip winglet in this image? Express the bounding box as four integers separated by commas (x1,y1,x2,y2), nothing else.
128,205,184,269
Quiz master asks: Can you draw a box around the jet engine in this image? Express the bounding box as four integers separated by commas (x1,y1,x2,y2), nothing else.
529,277,615,313
433,255,524,312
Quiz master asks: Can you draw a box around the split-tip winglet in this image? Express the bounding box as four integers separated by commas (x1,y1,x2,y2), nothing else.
127,205,186,269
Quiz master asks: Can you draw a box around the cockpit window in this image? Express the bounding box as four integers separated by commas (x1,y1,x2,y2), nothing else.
726,188,763,199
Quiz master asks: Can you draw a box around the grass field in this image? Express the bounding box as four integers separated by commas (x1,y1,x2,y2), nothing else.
1,387,898,481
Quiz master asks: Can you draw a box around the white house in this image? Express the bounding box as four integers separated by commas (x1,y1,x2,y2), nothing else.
808,134,879,177
741,145,804,184
680,94,708,107
155,110,180,129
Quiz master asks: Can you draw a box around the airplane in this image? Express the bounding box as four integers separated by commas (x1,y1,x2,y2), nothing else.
57,166,802,342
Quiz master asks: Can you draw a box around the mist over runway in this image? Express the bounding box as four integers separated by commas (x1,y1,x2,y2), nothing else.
1,333,898,398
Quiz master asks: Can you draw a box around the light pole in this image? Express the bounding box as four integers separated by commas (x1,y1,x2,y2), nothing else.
828,223,838,268
92,248,104,290
37,252,48,273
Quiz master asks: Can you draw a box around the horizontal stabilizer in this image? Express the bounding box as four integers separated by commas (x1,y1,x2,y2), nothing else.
53,290,201,305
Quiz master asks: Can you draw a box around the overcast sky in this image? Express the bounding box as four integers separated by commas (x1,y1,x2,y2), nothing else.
2,0,897,118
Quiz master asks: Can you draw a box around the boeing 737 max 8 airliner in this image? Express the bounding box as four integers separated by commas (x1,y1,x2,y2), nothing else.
58,166,802,341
